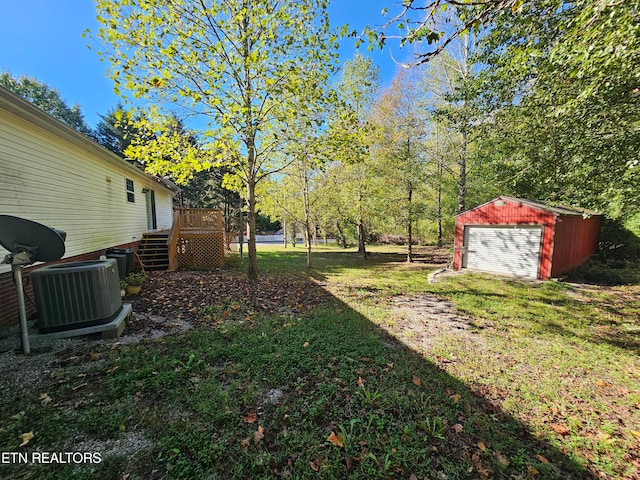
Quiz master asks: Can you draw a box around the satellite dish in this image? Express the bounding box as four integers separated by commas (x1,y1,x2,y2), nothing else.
0,215,66,354
0,215,66,264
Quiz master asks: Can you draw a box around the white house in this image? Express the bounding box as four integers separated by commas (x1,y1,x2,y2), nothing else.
0,86,178,330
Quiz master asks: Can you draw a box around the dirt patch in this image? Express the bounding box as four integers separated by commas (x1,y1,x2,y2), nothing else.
386,293,486,352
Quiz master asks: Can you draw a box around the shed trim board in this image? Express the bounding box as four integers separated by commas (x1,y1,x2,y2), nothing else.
462,225,544,278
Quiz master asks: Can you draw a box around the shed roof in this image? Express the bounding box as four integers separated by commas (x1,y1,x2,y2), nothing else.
457,196,600,218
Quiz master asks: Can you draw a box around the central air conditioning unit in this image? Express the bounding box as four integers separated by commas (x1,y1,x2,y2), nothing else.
31,259,122,333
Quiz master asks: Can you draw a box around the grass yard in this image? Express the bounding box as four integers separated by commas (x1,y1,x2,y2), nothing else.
0,245,638,479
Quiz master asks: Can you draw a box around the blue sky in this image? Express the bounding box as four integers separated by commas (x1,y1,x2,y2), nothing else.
0,0,412,128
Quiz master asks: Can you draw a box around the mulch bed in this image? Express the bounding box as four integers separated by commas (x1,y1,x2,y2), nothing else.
126,269,333,334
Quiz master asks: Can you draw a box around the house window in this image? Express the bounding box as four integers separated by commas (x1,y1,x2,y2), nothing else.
126,178,135,203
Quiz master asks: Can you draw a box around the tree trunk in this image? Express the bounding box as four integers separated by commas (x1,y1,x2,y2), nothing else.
303,162,312,269
437,158,443,248
246,177,258,279
357,187,367,259
336,220,347,249
304,222,312,269
282,218,287,248
241,4,258,279
357,219,367,259
458,132,467,214
407,180,413,263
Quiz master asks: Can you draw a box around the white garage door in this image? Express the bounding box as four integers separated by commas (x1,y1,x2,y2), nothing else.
463,226,542,278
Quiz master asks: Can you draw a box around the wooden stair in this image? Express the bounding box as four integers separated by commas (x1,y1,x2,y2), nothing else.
137,232,170,271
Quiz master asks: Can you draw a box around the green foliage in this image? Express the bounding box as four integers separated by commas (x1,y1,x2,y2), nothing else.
0,72,92,135
368,68,432,257
91,0,341,278
320,54,382,256
122,109,211,186
125,271,148,286
91,103,141,157
469,0,640,221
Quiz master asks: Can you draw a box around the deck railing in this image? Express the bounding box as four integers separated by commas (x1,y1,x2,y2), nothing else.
177,208,223,233
166,210,181,271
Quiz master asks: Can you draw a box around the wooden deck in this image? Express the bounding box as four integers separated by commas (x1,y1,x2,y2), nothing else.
167,208,226,270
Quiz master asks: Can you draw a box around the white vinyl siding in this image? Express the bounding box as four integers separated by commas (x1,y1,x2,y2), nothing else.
463,226,542,278
0,108,174,274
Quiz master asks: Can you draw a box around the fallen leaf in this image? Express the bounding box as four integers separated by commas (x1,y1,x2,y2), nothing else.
39,393,52,405
630,430,640,438
412,376,421,386
450,393,461,404
244,413,257,424
409,475,418,480
357,376,365,387
240,437,251,452
254,425,264,444
309,458,322,471
535,454,549,464
527,465,540,476
477,441,487,452
302,341,310,347
453,423,464,433
19,431,34,447
550,423,571,436
326,431,344,448
494,451,510,465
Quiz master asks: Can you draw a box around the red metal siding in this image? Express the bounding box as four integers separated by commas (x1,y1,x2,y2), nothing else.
0,241,139,332
454,197,601,280
454,198,557,279
550,215,601,277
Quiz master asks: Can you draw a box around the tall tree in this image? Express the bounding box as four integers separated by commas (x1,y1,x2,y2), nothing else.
470,0,640,220
333,53,381,259
92,103,141,157
256,69,334,269
0,73,92,135
370,68,430,261
92,0,339,278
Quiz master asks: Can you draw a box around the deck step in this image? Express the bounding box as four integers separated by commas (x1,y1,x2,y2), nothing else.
138,232,170,271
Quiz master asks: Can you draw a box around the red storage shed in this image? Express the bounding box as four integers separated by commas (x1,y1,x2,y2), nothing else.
453,196,601,280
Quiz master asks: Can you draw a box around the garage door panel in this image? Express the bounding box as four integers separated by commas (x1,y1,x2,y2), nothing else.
464,226,542,278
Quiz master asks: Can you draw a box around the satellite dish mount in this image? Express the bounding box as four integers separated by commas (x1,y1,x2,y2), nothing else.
0,216,66,354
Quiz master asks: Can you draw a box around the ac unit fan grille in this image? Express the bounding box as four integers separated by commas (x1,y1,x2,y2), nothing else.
32,259,122,333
